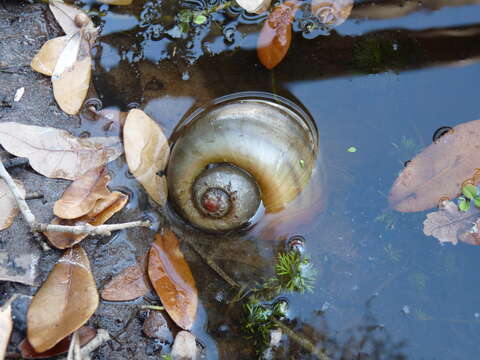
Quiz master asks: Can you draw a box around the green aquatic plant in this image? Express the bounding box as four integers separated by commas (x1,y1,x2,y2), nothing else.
176,1,233,33
458,184,480,211
262,251,316,295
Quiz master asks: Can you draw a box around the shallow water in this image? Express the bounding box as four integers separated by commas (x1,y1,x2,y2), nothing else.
77,0,480,358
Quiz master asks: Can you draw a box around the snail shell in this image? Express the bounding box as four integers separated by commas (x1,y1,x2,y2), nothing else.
167,92,319,232
311,0,353,26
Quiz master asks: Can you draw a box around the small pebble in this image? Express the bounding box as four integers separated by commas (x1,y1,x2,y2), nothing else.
171,331,196,360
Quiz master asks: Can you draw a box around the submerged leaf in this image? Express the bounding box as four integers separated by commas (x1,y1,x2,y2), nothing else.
0,122,123,180
423,200,480,245
27,246,98,353
45,191,128,249
54,167,111,220
257,1,299,69
389,119,480,212
19,327,96,359
0,297,14,360
101,264,150,301
148,230,198,330
31,36,68,76
124,109,170,205
0,179,25,230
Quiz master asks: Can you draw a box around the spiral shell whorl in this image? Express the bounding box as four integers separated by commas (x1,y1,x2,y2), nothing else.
167,94,318,232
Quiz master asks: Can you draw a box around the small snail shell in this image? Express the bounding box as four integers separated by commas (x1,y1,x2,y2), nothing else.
74,13,91,28
167,92,319,232
311,0,353,26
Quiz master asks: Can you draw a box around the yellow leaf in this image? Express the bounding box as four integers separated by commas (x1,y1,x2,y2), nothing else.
30,36,68,76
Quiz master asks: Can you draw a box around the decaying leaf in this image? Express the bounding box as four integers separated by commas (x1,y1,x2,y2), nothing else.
257,1,299,69
45,191,128,249
142,311,173,341
124,109,170,205
19,327,96,359
31,36,68,76
148,230,198,330
0,179,26,230
0,122,122,180
101,264,150,301
49,0,92,36
423,200,480,245
54,167,111,220
97,0,133,5
0,297,15,360
27,246,99,353
389,119,480,212
236,0,271,14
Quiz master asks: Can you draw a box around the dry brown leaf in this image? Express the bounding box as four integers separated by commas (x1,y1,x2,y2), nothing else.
236,0,271,14
45,191,128,249
124,109,169,205
423,200,480,245
97,0,133,5
0,122,122,180
0,179,25,230
27,246,98,353
389,119,480,212
52,48,91,115
257,1,299,69
101,264,150,301
142,311,172,341
148,230,198,330
54,167,111,220
0,297,14,360
19,327,96,359
49,1,92,36
31,36,68,76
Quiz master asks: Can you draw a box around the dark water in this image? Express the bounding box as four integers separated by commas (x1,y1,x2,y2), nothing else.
77,0,480,358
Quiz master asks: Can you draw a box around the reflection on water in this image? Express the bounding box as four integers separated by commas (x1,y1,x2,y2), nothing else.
77,0,480,357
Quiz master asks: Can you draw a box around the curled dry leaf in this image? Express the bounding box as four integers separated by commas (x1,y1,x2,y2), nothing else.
45,191,128,249
257,1,299,69
0,297,14,360
101,264,150,301
19,327,96,359
389,119,480,212
0,179,26,230
31,36,68,76
49,0,92,36
27,246,99,353
0,122,123,180
148,230,198,330
423,200,480,245
54,167,111,220
124,109,170,205
236,0,271,14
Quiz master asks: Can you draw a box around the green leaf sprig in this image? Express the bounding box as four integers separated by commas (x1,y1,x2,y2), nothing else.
458,184,480,211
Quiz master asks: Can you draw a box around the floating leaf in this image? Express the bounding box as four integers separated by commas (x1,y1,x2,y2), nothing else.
31,37,69,76
257,1,299,70
27,246,98,353
49,1,91,36
423,200,480,245
148,230,198,330
45,191,128,249
97,0,133,5
458,198,470,212
124,109,170,205
389,119,480,212
463,184,477,200
0,179,25,230
101,264,150,301
0,122,122,180
54,167,111,220
236,0,271,14
19,327,96,359
0,297,14,360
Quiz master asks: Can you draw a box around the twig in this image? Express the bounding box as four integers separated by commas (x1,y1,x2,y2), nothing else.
184,237,240,288
272,319,331,360
67,331,81,360
25,191,44,200
61,329,110,360
0,160,151,249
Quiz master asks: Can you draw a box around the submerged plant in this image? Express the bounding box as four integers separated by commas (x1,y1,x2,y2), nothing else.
458,184,480,211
